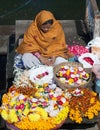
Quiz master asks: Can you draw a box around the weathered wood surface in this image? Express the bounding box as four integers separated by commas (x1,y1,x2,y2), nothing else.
93,13,100,38
0,35,9,54
0,25,15,35
85,0,100,38
0,25,15,55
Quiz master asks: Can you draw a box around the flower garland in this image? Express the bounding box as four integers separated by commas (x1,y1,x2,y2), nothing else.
14,106,69,130
68,88,100,123
0,83,70,130
1,65,100,129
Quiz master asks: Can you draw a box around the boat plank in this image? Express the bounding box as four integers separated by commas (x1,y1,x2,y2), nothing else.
94,14,100,38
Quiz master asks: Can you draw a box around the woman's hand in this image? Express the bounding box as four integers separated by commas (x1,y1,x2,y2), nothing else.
39,56,56,66
39,56,51,65
49,56,56,65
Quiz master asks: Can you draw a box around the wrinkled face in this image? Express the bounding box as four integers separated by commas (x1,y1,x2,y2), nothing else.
40,22,52,33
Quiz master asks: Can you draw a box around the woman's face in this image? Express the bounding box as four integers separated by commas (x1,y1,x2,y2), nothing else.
40,22,52,33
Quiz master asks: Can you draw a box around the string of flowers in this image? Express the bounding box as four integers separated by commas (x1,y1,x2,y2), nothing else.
14,106,69,130
0,83,70,130
68,88,100,123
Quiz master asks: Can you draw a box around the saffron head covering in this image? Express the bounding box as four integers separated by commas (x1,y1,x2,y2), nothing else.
16,10,73,59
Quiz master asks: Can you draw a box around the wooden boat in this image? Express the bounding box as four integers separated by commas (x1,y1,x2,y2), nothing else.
6,0,100,87
0,0,99,93
0,0,100,129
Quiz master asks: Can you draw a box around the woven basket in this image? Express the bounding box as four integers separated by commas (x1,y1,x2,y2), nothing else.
53,62,92,90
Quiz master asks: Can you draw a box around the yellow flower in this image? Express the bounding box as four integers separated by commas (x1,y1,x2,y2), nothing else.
23,107,30,116
32,103,37,107
90,97,95,104
66,69,70,76
18,109,22,113
91,91,97,96
34,92,41,98
14,106,69,130
35,107,48,120
68,78,74,84
1,110,8,121
10,100,16,107
38,88,44,92
28,113,40,121
86,73,89,78
79,74,82,78
87,113,94,119
2,94,9,104
8,109,18,123
19,99,24,104
76,117,82,124
43,83,48,87
59,72,63,77
74,68,78,74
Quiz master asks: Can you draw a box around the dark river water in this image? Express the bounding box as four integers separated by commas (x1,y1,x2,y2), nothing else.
0,0,100,25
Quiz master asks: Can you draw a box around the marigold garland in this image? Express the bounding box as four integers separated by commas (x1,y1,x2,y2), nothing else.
1,84,100,129
0,85,70,130
68,88,100,123
15,106,69,130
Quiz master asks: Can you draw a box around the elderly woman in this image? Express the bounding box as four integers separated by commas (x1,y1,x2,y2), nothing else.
14,10,73,70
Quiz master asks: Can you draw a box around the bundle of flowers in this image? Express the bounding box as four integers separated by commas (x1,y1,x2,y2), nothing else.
68,88,100,123
0,83,71,130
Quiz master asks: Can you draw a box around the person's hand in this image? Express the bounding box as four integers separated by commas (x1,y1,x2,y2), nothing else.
22,53,35,69
39,55,51,65
49,56,56,65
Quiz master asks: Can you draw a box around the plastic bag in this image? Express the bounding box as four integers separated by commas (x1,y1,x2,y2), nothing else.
86,37,100,49
78,53,100,68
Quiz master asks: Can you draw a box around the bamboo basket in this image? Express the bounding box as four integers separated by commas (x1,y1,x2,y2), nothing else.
53,62,92,90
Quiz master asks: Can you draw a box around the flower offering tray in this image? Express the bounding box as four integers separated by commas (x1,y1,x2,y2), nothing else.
53,62,92,90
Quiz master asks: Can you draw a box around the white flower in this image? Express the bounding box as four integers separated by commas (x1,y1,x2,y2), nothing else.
78,67,83,71
45,106,54,113
64,66,69,69
76,79,82,84
61,97,66,103
60,77,66,83
53,93,58,97
49,84,56,90
18,94,25,100
39,98,45,102
82,71,86,75
70,74,76,78
76,74,79,77
32,98,38,102
49,109,59,117
48,100,56,106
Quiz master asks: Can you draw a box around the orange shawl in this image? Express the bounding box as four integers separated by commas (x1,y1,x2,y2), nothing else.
16,10,73,59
